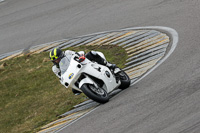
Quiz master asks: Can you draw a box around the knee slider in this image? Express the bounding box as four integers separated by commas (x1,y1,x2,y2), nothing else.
91,51,97,56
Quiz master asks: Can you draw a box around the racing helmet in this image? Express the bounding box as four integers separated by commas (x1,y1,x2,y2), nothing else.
49,48,64,63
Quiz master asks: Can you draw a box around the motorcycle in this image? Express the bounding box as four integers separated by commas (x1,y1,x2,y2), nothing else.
60,52,130,103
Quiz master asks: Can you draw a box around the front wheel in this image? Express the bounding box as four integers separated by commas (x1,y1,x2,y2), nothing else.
116,70,131,89
80,84,109,103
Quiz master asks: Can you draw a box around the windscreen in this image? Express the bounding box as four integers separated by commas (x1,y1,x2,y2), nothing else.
59,57,71,75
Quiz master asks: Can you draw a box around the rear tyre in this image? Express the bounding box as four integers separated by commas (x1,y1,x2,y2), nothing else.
80,84,109,103
117,70,131,89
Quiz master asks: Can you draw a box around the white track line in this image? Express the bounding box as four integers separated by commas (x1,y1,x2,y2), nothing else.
54,107,99,133
53,26,179,133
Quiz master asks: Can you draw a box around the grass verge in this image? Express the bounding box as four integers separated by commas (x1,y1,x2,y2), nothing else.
0,45,128,133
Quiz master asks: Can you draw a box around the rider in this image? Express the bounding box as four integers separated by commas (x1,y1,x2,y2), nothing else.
49,48,116,95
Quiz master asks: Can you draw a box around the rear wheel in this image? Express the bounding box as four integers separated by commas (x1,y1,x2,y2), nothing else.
117,70,131,89
80,84,109,103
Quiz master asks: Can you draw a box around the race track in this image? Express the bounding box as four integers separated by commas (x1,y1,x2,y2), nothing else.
1,0,200,133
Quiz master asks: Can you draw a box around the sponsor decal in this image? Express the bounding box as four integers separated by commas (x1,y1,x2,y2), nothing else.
69,73,74,79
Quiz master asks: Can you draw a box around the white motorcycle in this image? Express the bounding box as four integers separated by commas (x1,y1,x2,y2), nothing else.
60,52,130,103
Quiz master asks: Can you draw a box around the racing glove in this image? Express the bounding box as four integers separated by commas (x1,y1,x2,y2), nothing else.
78,55,85,62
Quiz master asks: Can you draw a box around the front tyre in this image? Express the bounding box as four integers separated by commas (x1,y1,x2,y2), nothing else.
80,84,109,103
117,70,131,89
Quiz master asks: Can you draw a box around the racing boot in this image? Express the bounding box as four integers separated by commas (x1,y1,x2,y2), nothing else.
86,51,116,70
106,62,117,71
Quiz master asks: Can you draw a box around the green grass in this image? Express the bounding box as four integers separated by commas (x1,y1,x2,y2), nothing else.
0,45,128,133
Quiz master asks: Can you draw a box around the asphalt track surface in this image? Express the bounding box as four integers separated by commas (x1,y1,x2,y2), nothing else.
1,0,200,133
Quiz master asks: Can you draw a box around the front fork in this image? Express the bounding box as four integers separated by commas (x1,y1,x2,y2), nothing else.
79,74,99,89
